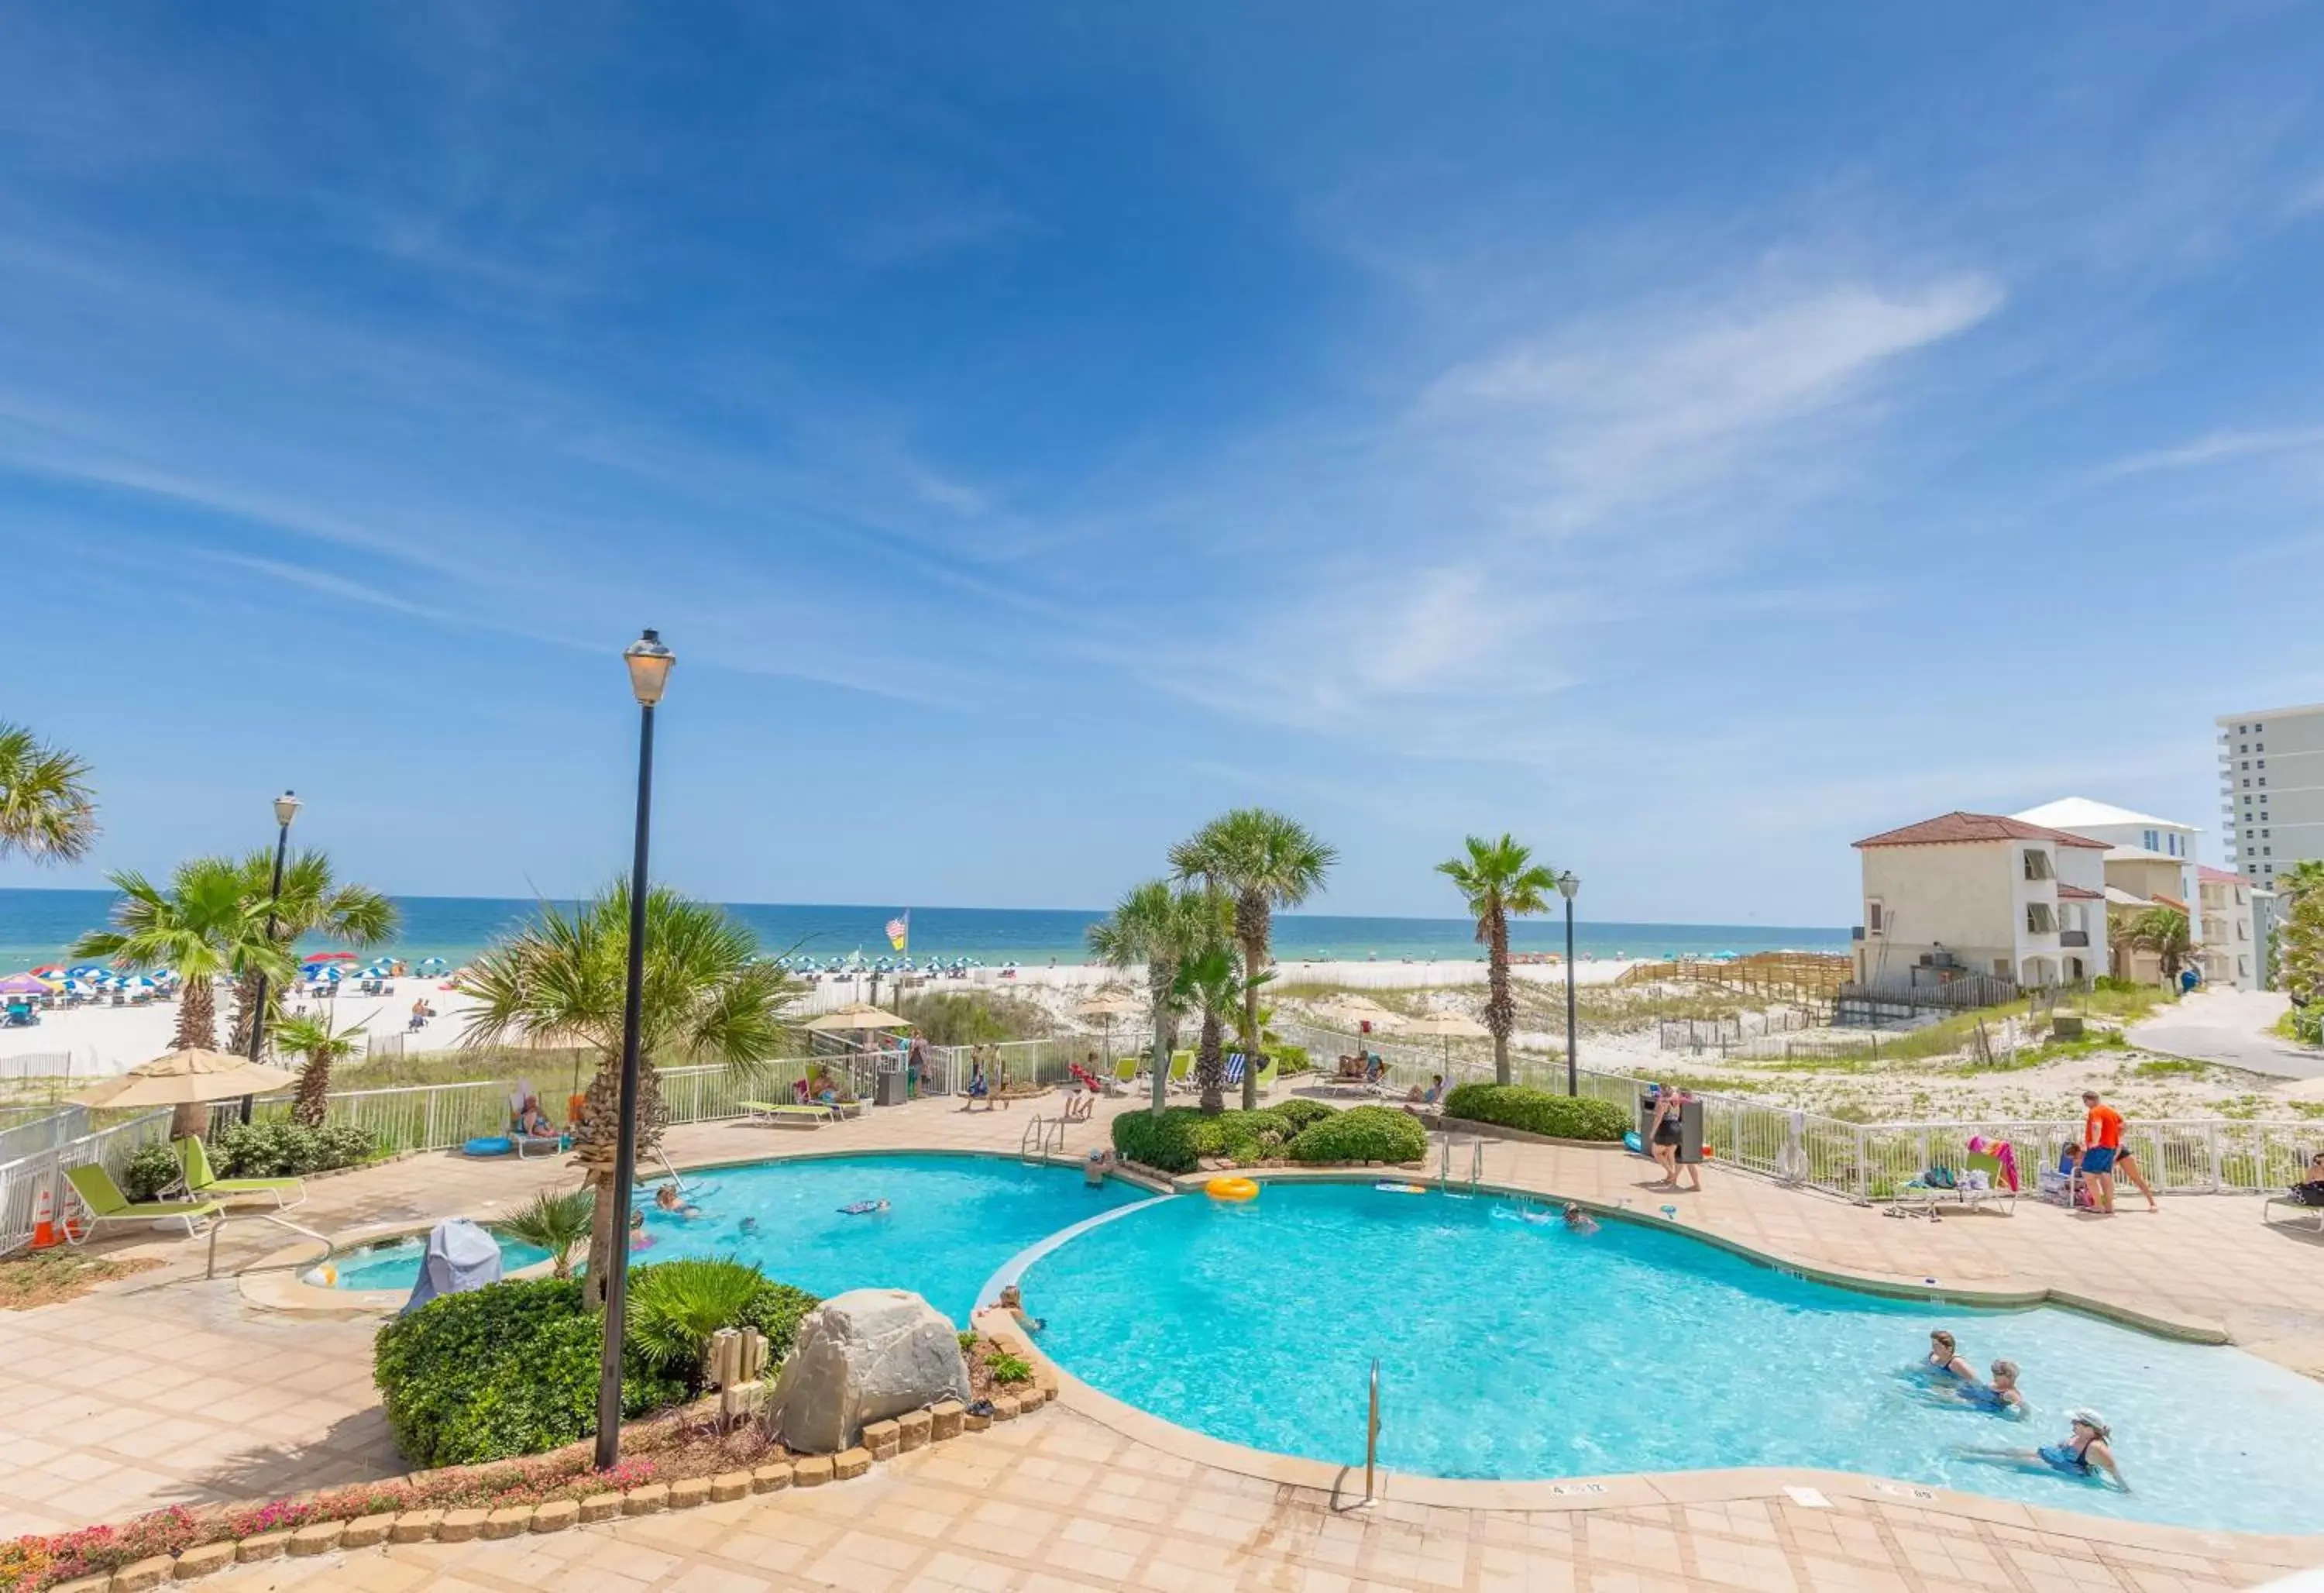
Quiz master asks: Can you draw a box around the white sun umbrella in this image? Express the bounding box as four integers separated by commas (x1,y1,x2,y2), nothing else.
70,1047,301,1137
1074,991,1146,1068
1398,1010,1490,1072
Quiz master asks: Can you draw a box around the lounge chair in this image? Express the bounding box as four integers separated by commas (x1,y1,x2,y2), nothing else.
1167,1052,1195,1093
507,1084,566,1158
63,1163,218,1240
176,1136,305,1209
741,1099,835,1127
1222,1052,1246,1092
1903,1150,2015,1216
1252,1055,1278,1096
1110,1056,1140,1095
2264,1191,2324,1234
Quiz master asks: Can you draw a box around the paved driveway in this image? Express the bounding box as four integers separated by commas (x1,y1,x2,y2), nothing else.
2126,988,2323,1079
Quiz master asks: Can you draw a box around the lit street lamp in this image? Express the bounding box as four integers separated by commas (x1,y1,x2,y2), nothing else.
596,628,673,1471
241,790,301,1123
1556,870,1580,1095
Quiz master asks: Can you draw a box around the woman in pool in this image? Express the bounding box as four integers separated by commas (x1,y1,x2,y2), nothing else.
1961,1410,2126,1491
1923,1330,1978,1384
654,1182,702,1220
996,1284,1044,1333
1561,1202,1600,1233
1932,1357,2024,1415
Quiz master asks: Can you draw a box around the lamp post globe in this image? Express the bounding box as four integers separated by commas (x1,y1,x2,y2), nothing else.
1555,872,1580,1094
597,628,673,1471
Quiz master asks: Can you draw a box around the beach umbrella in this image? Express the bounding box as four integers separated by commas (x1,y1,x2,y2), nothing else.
803,1003,908,1032
415,956,449,974
304,965,342,983
30,965,64,978
0,973,52,996
1317,994,1403,1030
1074,991,1145,1067
69,964,106,979
70,1048,301,1135
1400,1010,1490,1070
306,951,359,963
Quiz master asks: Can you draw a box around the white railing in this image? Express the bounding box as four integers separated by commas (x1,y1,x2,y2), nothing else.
0,1104,89,1165
0,1110,173,1253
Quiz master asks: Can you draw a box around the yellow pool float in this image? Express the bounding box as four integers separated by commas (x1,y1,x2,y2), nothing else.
1205,1175,1260,1202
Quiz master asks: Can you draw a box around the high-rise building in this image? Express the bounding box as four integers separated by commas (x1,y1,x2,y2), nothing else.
2215,703,2324,891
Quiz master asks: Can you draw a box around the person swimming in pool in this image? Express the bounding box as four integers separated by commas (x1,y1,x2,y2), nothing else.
1923,1330,1978,1384
996,1283,1045,1333
737,1216,759,1237
838,1199,890,1216
654,1182,702,1220
1561,1202,1600,1233
1935,1358,2025,1416
628,1209,655,1252
1959,1410,2126,1492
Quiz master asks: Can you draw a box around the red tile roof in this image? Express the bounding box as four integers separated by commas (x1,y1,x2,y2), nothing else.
2198,865,2251,885
1853,811,2113,850
2154,893,2188,912
2054,883,2102,900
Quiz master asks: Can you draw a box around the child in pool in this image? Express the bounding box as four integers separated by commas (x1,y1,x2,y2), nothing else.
996,1284,1045,1333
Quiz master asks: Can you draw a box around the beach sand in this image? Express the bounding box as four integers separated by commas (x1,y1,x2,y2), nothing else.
1,958,1642,1080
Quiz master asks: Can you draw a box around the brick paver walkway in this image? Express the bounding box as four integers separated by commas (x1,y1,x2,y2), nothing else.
5,1086,2320,1587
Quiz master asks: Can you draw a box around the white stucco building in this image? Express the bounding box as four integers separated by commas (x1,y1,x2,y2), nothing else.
2216,703,2324,892
1853,811,2110,990
2196,866,2260,990
2013,796,2203,969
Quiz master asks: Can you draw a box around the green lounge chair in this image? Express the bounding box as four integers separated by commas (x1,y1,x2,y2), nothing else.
1252,1055,1279,1096
177,1136,305,1209
1110,1056,1140,1093
741,1099,834,1127
64,1163,218,1240
1167,1051,1195,1092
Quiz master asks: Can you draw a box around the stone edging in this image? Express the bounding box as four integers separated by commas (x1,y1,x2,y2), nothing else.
43,1391,1058,1593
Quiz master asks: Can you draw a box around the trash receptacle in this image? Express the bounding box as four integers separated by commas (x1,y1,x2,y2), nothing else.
875,1068,910,1107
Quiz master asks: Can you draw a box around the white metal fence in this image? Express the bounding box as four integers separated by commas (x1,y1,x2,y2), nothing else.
0,1104,91,1165
0,1110,173,1253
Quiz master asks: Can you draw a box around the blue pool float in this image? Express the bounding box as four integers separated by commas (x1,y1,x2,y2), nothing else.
462,1135,514,1158
1622,1130,1643,1153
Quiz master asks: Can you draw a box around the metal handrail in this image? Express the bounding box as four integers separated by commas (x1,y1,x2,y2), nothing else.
209,1209,342,1280
1363,1357,1381,1503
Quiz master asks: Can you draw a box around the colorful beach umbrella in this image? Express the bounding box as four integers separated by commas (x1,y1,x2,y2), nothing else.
304,965,342,983
0,973,52,996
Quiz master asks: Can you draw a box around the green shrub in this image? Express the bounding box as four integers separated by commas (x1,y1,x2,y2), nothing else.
1441,1083,1627,1141
1271,1044,1312,1075
210,1121,376,1178
119,1144,184,1203
987,1350,1033,1385
372,1264,817,1467
1189,1109,1292,1158
1273,1098,1335,1133
1287,1105,1427,1165
374,1278,682,1467
1112,1109,1207,1173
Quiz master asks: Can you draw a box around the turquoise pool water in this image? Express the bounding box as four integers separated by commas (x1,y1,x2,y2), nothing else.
634,1153,1140,1323
319,1231,552,1291
1020,1183,2324,1533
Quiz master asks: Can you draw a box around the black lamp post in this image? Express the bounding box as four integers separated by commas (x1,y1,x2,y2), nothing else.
1556,870,1580,1095
241,790,301,1123
596,628,673,1472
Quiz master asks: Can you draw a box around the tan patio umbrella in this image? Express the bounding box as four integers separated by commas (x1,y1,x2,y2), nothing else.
1398,1010,1490,1070
70,1048,301,1137
803,1003,909,1031
1316,994,1403,1035
1073,992,1146,1068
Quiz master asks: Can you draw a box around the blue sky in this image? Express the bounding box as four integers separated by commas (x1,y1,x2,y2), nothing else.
4,2,2322,924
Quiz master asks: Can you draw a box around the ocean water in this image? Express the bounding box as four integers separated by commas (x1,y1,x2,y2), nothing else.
0,888,1847,973
1023,1182,2324,1533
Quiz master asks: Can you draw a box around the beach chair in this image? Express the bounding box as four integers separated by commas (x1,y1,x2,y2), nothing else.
1252,1055,1278,1096
1903,1151,2015,1216
1110,1056,1140,1095
740,1099,835,1128
2,1002,34,1027
63,1163,218,1240
1167,1052,1195,1093
507,1084,566,1158
176,1136,305,1209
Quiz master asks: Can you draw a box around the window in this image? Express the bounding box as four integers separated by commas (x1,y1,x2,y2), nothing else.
2259,777,2267,787
1866,900,1885,935
2240,760,2250,769
2026,903,2056,934
2022,849,2053,880
2143,828,2159,850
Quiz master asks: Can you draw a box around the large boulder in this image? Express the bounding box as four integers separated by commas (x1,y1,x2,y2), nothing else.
768,1289,971,1454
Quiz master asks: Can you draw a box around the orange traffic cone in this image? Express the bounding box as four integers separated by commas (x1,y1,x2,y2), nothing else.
28,1182,63,1250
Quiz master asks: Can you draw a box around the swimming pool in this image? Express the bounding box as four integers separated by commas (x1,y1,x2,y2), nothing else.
634,1153,1141,1323
1020,1182,2324,1533
315,1231,552,1292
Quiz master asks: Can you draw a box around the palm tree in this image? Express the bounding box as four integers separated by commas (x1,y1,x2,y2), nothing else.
1172,942,1252,1116
1170,809,1336,1110
460,883,801,1310
2278,859,2324,905
1436,834,1558,1086
0,722,98,864
1087,881,1216,1112
2126,907,2194,985
273,1011,363,1127
71,858,293,1134
493,1187,595,1280
223,849,400,1055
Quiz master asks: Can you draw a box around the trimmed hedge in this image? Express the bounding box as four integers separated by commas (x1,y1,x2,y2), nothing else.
1111,1108,1296,1173
1287,1105,1427,1165
374,1264,818,1467
1441,1083,1628,1141
211,1120,377,1177
1273,1097,1336,1133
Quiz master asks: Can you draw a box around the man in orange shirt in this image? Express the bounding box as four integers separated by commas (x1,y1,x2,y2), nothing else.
2079,1090,2156,1214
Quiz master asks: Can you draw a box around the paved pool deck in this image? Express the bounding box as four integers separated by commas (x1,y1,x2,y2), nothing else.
5,1087,2320,1589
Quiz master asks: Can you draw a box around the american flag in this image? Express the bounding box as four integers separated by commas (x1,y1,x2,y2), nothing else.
885,911,909,951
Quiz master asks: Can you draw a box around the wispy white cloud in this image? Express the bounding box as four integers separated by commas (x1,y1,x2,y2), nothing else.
2093,424,2324,479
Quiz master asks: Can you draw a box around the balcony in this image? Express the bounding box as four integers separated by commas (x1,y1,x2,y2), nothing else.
2060,930,2090,948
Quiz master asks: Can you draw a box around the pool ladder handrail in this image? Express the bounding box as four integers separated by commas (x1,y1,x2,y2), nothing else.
1436,1133,1483,1193
208,1209,341,1281
1019,1115,1067,1162
1363,1356,1381,1504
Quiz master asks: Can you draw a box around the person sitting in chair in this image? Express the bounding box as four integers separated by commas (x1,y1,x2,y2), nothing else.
516,1097,554,1138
